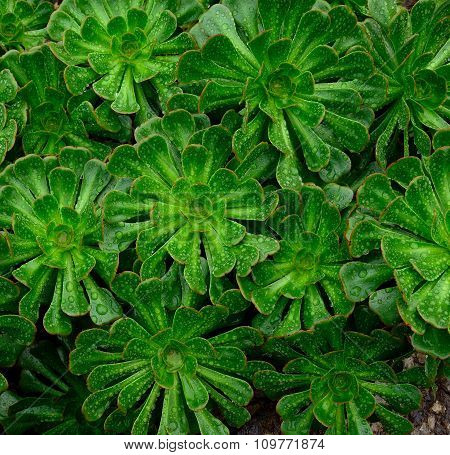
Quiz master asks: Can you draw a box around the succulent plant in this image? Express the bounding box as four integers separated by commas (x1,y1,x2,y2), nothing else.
0,341,102,434
69,278,267,435
238,186,354,337
0,0,53,51
0,152,122,335
0,66,26,165
334,0,369,14
347,0,449,165
254,316,422,435
175,0,214,27
0,277,35,392
0,0,446,437
178,1,375,188
341,149,450,358
47,0,195,118
105,114,279,295
0,313,35,392
0,45,131,159
102,107,208,254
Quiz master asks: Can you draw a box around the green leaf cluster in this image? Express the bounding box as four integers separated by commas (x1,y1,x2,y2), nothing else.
0,0,448,436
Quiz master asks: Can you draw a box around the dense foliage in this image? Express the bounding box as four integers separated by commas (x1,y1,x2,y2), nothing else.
0,0,448,436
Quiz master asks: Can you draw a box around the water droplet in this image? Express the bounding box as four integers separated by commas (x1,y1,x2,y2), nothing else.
351,286,361,297
358,269,367,278
167,421,178,432
96,304,108,315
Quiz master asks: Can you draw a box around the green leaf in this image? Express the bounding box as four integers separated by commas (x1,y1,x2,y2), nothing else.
131,384,161,435
85,277,122,326
346,401,372,435
0,315,35,366
60,258,89,317
0,277,20,307
135,279,167,333
374,404,413,435
0,373,7,392
179,371,209,411
363,382,421,415
340,262,393,302
197,366,253,406
368,288,402,326
195,408,229,435
48,167,77,208
64,65,98,95
412,326,450,359
0,70,18,104
112,67,139,114
204,382,251,428
43,271,72,336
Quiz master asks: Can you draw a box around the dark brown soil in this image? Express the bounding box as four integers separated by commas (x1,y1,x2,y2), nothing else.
410,378,450,435
237,394,281,435
403,0,419,8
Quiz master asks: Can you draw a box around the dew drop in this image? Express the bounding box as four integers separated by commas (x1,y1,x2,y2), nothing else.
96,304,108,315
351,286,361,297
167,421,178,432
358,269,368,278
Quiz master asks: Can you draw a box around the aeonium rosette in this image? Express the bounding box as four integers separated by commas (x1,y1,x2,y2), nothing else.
178,1,376,188
255,316,423,435
0,150,122,335
69,277,271,434
341,146,450,358
47,0,195,117
105,113,279,295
